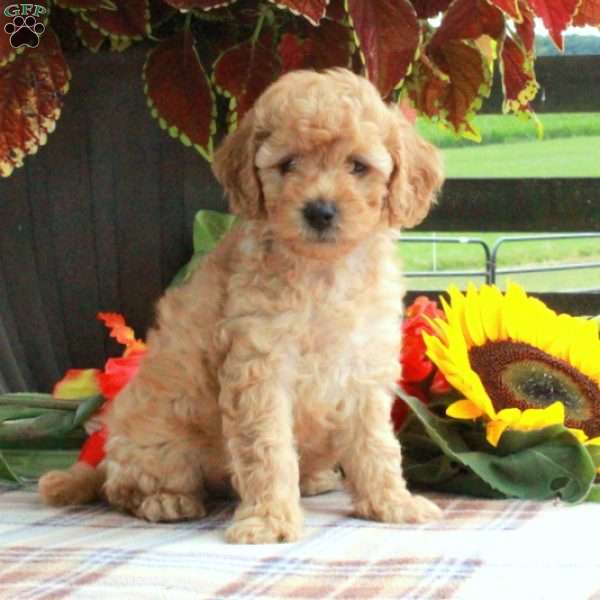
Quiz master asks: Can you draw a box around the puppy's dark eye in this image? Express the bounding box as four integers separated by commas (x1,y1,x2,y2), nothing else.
278,158,296,175
350,160,369,175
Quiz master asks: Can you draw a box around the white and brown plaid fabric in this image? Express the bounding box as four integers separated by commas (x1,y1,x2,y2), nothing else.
1,483,599,599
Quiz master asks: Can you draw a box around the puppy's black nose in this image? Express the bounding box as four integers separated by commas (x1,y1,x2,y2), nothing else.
303,200,338,232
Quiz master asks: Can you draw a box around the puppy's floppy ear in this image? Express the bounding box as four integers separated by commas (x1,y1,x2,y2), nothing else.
385,106,444,229
212,109,264,219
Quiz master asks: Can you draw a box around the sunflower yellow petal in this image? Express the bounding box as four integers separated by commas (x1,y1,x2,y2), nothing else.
486,420,509,447
446,399,485,420
546,314,573,361
479,284,502,342
496,407,522,426
568,428,589,443
503,282,528,341
464,283,486,346
513,402,565,431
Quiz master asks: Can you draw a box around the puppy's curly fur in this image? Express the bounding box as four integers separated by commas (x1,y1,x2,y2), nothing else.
39,69,444,543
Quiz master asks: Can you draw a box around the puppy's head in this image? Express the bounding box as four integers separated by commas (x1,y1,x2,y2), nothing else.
212,68,443,260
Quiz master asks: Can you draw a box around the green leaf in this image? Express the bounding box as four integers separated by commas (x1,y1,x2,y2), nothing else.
585,485,600,503
0,393,103,481
0,449,79,483
192,209,239,254
73,395,104,428
171,210,239,286
398,388,597,503
0,452,19,482
0,394,102,450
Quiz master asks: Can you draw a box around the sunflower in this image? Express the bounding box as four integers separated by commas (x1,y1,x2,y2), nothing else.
423,283,600,447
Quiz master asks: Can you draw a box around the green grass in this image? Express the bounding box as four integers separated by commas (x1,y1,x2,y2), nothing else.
416,113,600,177
398,233,600,292
441,136,600,178
417,113,600,149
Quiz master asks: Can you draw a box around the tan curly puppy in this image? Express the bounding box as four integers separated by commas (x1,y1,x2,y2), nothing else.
39,68,444,543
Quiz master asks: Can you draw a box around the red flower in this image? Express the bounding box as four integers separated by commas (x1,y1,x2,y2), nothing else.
52,313,146,467
393,296,451,431
98,351,144,401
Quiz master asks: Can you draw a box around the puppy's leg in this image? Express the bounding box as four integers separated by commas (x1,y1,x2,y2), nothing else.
340,387,441,524
220,346,302,544
104,385,208,522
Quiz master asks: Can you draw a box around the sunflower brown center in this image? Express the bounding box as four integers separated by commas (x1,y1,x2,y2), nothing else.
469,340,600,437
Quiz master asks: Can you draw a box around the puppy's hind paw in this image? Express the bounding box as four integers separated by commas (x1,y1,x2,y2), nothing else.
300,468,343,497
38,463,103,506
136,493,206,523
226,515,301,544
354,493,442,524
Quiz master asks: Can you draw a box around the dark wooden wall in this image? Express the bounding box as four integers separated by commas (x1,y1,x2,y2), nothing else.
0,46,226,393
1,49,599,393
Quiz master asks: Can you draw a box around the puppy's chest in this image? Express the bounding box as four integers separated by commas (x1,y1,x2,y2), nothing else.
293,287,400,385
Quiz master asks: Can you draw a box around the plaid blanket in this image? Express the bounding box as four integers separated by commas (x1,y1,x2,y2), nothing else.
1,484,599,599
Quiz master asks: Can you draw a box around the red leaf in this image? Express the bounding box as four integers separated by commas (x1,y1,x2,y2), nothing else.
0,29,71,177
213,34,280,123
81,0,150,40
74,15,107,51
487,0,520,20
305,19,352,69
527,0,579,50
279,20,352,73
267,0,328,25
430,0,505,49
500,34,539,113
55,0,116,9
144,30,216,159
279,33,313,72
326,0,346,21
347,0,420,98
411,0,453,19
515,0,535,54
164,0,237,9
407,41,492,138
573,0,600,26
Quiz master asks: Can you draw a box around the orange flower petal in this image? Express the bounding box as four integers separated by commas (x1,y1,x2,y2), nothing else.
97,312,146,354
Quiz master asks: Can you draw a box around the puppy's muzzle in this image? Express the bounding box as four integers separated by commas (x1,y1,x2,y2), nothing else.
302,200,338,233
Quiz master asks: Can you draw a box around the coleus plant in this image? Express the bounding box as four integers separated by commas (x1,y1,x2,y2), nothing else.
0,0,598,177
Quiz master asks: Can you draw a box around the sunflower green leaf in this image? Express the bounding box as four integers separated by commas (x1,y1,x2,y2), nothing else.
398,388,598,503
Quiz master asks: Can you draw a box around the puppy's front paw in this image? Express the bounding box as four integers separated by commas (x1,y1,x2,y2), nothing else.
226,515,301,544
354,493,441,524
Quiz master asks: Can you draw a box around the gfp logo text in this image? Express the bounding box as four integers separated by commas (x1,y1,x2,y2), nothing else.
4,4,47,18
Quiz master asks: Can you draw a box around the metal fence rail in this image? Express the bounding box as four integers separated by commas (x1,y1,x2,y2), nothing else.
400,232,600,289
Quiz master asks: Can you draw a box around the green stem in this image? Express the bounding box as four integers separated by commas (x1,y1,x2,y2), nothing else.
0,394,101,411
251,12,266,45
